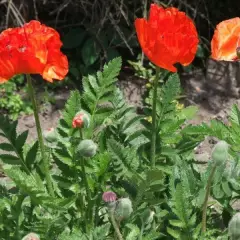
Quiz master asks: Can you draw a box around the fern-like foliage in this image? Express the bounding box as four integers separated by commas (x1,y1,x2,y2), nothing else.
167,163,201,239
0,116,40,173
82,57,121,127
107,138,140,179
58,223,110,240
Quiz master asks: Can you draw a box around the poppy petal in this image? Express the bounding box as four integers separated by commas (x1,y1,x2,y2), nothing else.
0,20,68,83
211,17,240,61
134,4,199,72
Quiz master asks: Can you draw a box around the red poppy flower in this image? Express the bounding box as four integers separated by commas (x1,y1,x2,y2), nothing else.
0,20,68,83
135,4,199,72
211,18,240,61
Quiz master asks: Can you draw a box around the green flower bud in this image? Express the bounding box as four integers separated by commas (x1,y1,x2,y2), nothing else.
22,232,40,240
229,212,240,239
43,127,57,143
141,208,155,225
77,139,97,158
114,198,133,221
211,141,228,166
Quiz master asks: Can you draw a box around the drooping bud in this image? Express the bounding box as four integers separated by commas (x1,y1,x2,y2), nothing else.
114,198,133,221
77,139,97,158
102,191,117,203
228,212,240,239
141,208,155,225
211,140,229,166
72,110,90,129
22,232,40,240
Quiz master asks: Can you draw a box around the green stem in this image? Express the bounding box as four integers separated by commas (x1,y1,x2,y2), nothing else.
109,209,124,240
201,164,217,233
26,74,54,197
138,221,144,240
13,194,25,240
150,67,160,168
80,157,92,229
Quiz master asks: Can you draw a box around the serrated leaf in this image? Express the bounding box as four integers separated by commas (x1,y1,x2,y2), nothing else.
167,227,180,238
15,130,28,152
230,104,240,125
0,154,20,165
25,141,39,169
0,143,14,152
169,219,185,228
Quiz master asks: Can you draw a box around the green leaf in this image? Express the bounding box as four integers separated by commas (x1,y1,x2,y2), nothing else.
25,141,39,169
221,181,232,197
230,104,240,125
81,37,101,66
178,106,198,120
169,219,185,228
0,142,14,152
167,227,180,238
15,130,28,153
61,90,81,128
0,154,20,165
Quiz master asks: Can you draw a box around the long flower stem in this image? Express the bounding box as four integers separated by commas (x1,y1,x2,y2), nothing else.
150,67,160,168
26,74,54,197
80,157,92,231
109,209,124,240
201,164,217,233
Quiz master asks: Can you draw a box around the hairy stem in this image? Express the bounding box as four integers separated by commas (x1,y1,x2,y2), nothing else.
109,209,124,240
201,164,217,233
150,67,160,168
26,74,54,197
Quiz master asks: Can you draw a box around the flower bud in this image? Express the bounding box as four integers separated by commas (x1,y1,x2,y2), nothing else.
43,127,57,143
229,212,240,239
72,110,90,128
141,208,155,225
146,83,152,88
77,139,97,158
102,191,117,203
114,198,133,221
22,232,40,240
211,141,228,166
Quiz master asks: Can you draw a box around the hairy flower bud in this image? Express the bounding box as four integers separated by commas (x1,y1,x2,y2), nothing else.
22,232,40,240
229,212,240,239
211,141,229,166
72,110,90,129
114,198,133,221
77,139,97,158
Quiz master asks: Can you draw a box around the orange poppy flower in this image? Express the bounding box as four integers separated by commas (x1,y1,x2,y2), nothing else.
0,20,68,83
135,4,199,72
211,17,240,61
